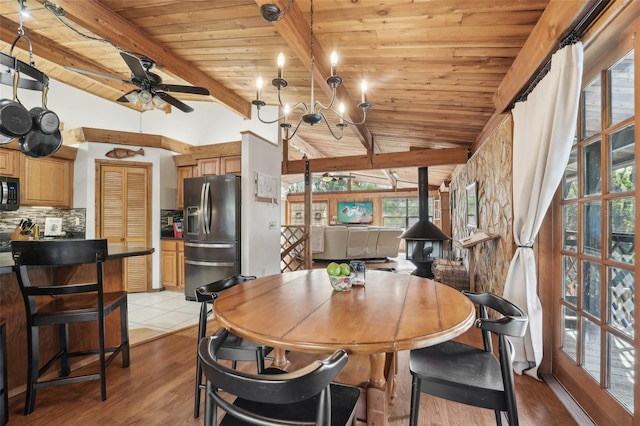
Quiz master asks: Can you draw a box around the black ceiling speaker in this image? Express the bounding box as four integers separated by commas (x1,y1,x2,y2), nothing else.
261,4,281,22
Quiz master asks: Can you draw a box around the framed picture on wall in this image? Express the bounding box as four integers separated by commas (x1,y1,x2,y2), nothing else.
466,182,478,228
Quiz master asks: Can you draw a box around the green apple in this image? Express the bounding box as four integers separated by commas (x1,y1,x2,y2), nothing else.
339,263,351,276
326,262,341,276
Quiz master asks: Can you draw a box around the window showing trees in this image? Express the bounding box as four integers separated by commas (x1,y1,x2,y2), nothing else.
285,177,391,194
382,197,420,228
558,47,635,415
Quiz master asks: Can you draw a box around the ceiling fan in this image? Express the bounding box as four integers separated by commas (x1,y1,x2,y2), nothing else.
321,172,354,182
65,51,210,113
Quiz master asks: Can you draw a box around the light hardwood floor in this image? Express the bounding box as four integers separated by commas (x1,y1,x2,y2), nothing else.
6,319,578,425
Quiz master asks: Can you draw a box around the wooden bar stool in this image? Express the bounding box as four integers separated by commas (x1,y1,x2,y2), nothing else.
0,317,8,426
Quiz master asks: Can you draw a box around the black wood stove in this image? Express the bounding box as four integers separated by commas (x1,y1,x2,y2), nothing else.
401,167,451,278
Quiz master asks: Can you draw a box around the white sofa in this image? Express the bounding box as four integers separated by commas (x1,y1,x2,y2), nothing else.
312,226,403,261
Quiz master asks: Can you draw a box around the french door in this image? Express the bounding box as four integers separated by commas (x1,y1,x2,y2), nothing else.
553,19,638,425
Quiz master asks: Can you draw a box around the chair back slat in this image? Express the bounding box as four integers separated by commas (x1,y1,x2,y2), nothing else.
462,290,528,339
195,274,256,302
12,240,108,267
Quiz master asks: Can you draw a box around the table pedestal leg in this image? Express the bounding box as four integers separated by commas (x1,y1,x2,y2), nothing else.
366,352,392,426
271,348,288,369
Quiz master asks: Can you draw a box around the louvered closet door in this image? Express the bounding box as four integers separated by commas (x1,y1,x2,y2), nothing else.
100,164,150,293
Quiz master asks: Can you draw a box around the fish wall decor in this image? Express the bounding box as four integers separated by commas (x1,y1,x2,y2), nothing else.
106,148,145,159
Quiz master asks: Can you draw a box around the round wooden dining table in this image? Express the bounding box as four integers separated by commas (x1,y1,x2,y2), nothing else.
214,268,476,426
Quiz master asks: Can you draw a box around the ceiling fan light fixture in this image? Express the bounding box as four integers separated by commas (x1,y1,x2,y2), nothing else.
139,89,152,104
152,94,171,113
252,0,371,141
124,91,140,105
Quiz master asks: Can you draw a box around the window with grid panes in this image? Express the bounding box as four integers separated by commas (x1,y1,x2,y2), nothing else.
558,47,636,417
382,197,420,228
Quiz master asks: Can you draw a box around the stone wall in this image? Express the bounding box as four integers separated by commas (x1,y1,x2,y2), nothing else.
450,115,514,295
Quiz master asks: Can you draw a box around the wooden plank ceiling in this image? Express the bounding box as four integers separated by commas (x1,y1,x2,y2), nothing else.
0,0,580,189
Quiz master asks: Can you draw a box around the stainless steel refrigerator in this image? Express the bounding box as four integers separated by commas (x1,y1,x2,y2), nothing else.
183,175,241,301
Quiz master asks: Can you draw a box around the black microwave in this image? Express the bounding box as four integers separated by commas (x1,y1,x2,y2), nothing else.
0,176,19,210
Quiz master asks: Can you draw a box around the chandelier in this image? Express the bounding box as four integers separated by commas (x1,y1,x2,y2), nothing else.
252,0,371,141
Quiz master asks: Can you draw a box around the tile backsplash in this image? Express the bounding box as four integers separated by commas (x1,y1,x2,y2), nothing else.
161,209,183,237
0,207,86,239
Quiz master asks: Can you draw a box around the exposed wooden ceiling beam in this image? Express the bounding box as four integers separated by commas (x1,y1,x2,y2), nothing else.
493,0,596,113
34,0,251,118
62,127,192,154
288,134,323,159
283,147,468,175
0,16,135,100
254,0,373,151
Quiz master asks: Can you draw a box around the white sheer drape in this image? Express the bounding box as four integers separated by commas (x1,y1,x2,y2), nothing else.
503,42,584,378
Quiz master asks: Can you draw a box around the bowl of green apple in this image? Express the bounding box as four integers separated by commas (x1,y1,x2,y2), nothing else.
326,262,353,292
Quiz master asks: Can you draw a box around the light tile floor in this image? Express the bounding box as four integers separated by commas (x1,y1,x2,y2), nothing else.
127,289,201,345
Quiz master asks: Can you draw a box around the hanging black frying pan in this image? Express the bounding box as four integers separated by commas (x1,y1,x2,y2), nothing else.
0,69,32,143
19,85,62,158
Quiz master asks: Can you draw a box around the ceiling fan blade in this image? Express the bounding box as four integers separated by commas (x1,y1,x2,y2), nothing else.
120,51,148,80
157,84,210,96
155,92,194,113
64,66,131,84
116,90,139,102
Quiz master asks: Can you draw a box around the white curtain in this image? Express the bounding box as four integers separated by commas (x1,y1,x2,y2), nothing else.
503,42,584,378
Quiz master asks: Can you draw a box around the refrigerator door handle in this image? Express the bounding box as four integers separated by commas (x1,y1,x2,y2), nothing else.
203,181,211,234
185,259,235,267
185,242,235,249
199,182,207,235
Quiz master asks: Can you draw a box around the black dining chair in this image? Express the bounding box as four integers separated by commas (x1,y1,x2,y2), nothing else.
193,275,273,418
199,327,361,426
12,239,130,415
409,291,528,426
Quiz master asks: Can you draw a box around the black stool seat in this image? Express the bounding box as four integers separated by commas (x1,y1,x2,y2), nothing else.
410,341,506,409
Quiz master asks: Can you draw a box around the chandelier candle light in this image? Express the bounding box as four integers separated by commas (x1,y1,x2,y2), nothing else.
252,0,371,141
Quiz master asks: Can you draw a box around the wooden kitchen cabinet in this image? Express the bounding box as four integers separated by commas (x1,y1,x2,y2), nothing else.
0,148,19,177
198,157,220,176
220,155,241,175
177,241,184,288
20,155,73,208
177,165,197,210
161,239,184,289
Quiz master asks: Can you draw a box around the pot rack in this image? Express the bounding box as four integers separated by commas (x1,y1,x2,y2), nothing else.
0,0,49,92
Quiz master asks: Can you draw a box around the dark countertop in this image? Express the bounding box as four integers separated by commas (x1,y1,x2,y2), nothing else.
0,242,155,274
160,236,184,241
